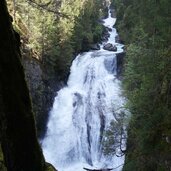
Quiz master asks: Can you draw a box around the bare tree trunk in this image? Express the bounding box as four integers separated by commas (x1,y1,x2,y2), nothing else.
83,168,113,171
0,1,46,171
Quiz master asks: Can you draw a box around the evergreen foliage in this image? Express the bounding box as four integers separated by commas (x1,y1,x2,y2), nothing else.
7,0,107,80
112,0,171,170
102,111,126,157
0,0,46,170
6,0,108,138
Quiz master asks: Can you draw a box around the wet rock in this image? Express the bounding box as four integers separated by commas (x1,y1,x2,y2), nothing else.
110,8,116,18
107,27,112,32
101,36,108,42
103,43,117,51
116,52,125,77
103,27,111,34
115,35,120,43
22,56,64,139
97,19,104,24
89,44,100,50
101,27,110,42
115,34,124,44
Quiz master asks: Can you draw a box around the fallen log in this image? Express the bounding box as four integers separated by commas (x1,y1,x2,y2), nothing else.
83,168,113,171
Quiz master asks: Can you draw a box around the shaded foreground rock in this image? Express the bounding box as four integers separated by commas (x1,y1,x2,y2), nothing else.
103,43,117,51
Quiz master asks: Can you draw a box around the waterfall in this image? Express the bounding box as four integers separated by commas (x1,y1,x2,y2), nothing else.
42,8,126,171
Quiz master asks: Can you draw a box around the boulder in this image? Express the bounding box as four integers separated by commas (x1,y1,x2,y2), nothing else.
103,43,117,51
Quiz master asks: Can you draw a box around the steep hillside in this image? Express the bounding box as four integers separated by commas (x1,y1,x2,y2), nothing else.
7,0,108,138
112,0,171,170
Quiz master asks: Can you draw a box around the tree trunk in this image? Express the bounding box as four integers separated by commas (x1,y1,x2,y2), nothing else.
83,168,113,171
0,1,46,171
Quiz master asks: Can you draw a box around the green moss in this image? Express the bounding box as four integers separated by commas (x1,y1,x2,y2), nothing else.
0,144,7,171
45,163,57,171
0,144,3,161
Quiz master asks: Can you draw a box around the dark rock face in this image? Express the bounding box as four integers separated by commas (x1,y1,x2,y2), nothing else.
81,43,101,52
110,8,116,18
115,34,124,44
89,44,100,50
22,56,64,139
116,52,125,77
101,27,110,42
115,35,120,43
103,43,117,51
108,27,112,32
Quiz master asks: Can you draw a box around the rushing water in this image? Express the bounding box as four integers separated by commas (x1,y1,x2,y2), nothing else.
42,9,126,171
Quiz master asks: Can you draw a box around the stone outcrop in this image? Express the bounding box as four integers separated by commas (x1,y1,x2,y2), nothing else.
116,52,125,77
22,55,64,139
22,57,46,138
101,27,110,42
110,8,116,18
89,44,100,50
103,43,117,51
115,34,124,44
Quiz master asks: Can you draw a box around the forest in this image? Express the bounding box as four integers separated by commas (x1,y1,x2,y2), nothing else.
0,0,108,170
0,0,171,170
6,0,108,139
112,0,171,170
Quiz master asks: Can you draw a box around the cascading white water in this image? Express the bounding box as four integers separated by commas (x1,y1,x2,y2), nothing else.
42,9,126,171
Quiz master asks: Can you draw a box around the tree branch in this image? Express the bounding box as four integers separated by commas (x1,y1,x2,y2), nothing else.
26,0,69,18
83,168,113,171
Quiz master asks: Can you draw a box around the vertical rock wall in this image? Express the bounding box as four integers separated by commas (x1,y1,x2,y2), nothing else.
22,55,64,139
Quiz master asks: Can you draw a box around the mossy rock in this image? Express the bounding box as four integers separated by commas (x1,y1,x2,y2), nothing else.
0,145,7,171
0,161,7,171
0,145,3,161
46,162,58,171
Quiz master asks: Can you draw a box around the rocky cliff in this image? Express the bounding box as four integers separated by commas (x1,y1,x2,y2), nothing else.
22,53,64,139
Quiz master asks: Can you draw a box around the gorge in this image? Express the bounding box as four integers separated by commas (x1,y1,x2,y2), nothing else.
1,0,170,170
42,8,126,171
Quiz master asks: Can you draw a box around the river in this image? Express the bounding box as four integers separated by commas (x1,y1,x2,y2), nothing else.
42,8,126,171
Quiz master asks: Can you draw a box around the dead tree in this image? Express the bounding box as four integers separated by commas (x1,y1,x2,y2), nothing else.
83,167,113,171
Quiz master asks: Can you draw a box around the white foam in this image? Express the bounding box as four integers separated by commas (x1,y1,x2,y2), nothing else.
42,8,126,171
